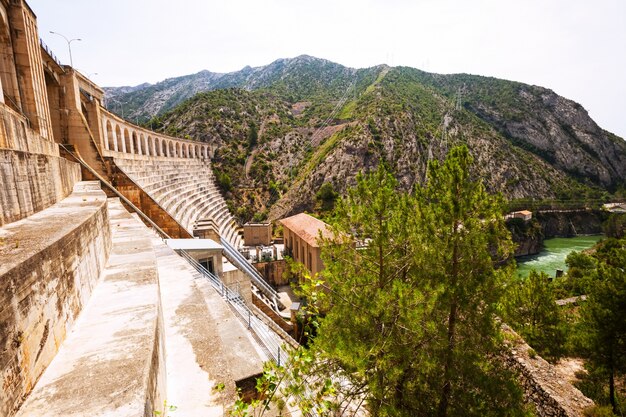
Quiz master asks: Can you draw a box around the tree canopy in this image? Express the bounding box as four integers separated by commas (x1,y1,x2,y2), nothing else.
260,146,530,417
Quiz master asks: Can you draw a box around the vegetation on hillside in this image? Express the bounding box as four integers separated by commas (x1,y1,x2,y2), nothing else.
503,213,626,416
128,56,626,222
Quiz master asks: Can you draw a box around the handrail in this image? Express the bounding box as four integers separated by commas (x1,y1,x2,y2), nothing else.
177,249,294,364
59,144,171,239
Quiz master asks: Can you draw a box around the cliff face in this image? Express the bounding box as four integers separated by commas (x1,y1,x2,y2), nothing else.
108,57,626,223
536,211,608,238
468,86,626,189
507,218,544,257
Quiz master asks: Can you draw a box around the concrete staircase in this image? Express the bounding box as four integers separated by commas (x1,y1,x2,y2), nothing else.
113,157,243,248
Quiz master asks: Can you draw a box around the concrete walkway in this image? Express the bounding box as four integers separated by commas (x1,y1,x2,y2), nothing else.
152,237,266,417
15,198,165,417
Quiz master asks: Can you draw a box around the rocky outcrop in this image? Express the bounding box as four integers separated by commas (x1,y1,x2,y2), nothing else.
469,86,626,190
502,326,594,416
507,218,544,257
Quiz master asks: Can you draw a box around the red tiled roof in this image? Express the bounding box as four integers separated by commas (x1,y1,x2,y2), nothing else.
280,213,332,247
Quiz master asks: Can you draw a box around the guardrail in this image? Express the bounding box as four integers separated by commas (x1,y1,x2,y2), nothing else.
177,249,291,365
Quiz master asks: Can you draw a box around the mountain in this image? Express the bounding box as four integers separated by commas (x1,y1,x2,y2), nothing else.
107,56,626,222
103,55,355,121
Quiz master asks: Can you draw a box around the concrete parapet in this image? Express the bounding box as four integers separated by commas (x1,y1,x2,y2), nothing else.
0,182,110,417
0,149,81,226
14,198,166,417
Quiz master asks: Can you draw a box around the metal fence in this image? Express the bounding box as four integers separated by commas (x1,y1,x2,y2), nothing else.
177,249,290,365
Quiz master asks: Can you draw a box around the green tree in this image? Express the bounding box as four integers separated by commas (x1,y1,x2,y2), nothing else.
503,270,565,361
216,171,233,192
278,147,527,416
315,182,338,212
248,123,258,149
417,146,522,417
577,244,626,414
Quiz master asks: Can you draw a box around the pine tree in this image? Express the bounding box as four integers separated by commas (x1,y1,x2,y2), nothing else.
417,146,521,417
503,270,565,362
578,244,626,414
278,147,529,416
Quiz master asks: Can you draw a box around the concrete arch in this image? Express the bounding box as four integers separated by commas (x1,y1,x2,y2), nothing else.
139,133,146,156
115,124,123,152
105,120,114,151
148,136,154,157
175,142,181,158
0,7,21,111
132,131,140,155
168,141,174,157
123,128,132,153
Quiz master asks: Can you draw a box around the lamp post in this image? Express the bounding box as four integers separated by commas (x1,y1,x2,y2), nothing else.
49,31,81,68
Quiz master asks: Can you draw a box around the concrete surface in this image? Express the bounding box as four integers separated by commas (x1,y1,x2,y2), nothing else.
14,198,166,417
153,236,265,416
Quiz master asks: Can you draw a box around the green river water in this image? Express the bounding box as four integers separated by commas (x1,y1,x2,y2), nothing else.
516,235,603,278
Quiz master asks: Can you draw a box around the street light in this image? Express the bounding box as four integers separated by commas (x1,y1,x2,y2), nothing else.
49,31,81,68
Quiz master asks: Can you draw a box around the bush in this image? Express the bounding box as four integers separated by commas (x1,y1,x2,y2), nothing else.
216,172,232,192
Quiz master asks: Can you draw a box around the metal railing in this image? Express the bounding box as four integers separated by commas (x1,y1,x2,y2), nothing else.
40,38,64,68
177,249,290,365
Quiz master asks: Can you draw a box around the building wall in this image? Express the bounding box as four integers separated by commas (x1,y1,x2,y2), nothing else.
243,223,271,246
283,228,323,278
0,103,80,227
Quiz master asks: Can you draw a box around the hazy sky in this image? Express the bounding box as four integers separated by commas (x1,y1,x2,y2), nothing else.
29,0,626,138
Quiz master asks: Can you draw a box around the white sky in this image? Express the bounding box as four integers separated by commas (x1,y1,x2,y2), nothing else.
30,0,626,138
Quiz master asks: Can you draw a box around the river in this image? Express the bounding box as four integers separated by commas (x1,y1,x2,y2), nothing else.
516,235,603,278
